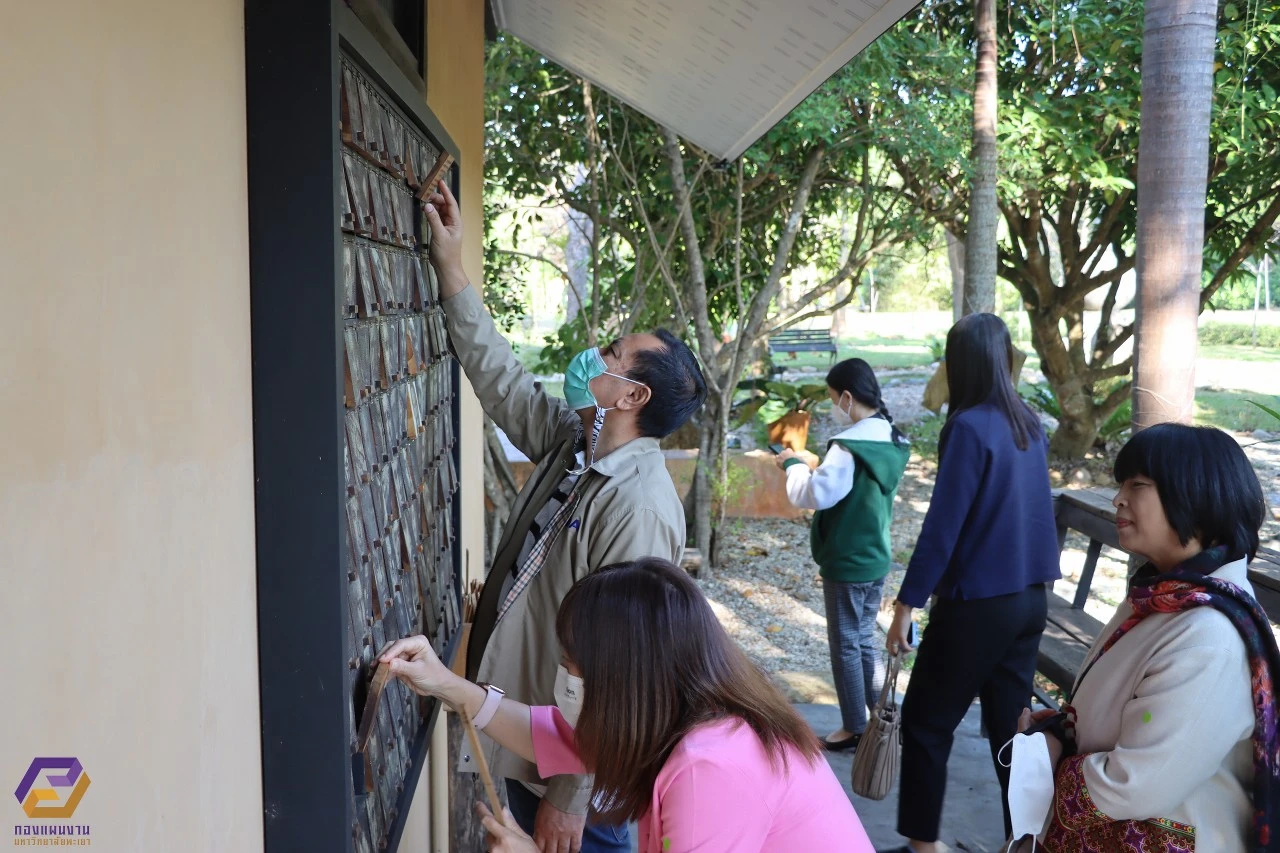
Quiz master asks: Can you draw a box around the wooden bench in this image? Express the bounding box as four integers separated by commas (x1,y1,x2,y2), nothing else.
1038,488,1280,704
767,328,837,367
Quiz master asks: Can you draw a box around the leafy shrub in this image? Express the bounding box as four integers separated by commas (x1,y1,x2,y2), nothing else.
926,335,946,362
731,379,829,427
1251,399,1280,426
1198,322,1280,348
1022,384,1061,420
1097,400,1132,445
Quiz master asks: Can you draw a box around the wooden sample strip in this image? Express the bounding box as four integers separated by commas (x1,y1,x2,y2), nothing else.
356,661,392,755
415,151,455,201
461,709,507,828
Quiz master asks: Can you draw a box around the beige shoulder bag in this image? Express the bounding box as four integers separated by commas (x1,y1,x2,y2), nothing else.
849,652,902,801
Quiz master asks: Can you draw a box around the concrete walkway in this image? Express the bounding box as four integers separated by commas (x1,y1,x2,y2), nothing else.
798,703,1007,852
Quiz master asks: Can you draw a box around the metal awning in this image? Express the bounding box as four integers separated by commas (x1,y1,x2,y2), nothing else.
490,0,921,160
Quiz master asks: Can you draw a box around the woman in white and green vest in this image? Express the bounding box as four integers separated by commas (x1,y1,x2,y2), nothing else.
776,358,910,752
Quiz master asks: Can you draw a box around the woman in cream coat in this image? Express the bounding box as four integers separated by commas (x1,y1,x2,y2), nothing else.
1020,424,1278,853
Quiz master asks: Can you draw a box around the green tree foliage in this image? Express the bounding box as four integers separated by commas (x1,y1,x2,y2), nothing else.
480,0,1280,561
481,210,529,333
483,36,927,565
865,0,1280,455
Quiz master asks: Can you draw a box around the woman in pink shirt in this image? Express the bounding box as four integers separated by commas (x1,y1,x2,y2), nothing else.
381,557,872,853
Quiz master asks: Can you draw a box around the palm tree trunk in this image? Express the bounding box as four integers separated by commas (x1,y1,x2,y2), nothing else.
963,0,998,315
946,228,967,321
1132,0,1217,430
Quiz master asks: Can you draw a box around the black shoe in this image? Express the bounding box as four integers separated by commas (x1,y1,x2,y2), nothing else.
874,847,913,853
822,732,861,752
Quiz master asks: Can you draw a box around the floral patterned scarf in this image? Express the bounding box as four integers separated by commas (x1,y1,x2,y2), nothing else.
1068,546,1280,852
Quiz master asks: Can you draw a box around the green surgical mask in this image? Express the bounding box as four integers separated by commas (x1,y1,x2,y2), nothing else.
563,347,609,410
562,347,646,411
562,346,648,472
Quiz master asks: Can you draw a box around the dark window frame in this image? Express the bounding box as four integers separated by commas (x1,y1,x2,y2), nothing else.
382,0,425,76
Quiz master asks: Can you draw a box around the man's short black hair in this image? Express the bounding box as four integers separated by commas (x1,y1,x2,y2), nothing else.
627,329,708,438
1114,422,1266,561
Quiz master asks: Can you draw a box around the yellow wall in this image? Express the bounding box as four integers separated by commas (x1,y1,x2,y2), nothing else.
0,2,262,852
402,0,490,849
0,2,486,850
427,0,488,593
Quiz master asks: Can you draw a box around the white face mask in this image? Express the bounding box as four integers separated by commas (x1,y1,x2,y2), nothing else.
553,664,584,728
831,395,855,428
998,732,1056,848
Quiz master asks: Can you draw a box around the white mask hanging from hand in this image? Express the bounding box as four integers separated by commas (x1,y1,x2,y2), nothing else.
553,665,585,728
998,731,1056,850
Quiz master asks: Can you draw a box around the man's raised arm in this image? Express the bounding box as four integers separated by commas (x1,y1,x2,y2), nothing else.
423,181,577,462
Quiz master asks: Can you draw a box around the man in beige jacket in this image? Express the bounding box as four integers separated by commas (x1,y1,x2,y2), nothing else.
424,182,706,852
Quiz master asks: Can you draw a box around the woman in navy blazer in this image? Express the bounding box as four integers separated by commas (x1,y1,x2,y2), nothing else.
883,314,1060,853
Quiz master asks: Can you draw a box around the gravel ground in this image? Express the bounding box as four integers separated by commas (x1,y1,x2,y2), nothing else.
701,376,1280,701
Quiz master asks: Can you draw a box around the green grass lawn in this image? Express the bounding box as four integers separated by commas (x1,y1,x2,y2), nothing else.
767,335,938,372
776,336,1278,377
514,335,937,373
1195,389,1280,433
1200,343,1280,363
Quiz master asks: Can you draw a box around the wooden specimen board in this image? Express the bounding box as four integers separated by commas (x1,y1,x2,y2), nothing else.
339,54,463,853
247,3,466,851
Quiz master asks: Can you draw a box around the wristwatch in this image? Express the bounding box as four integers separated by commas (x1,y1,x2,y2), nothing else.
473,683,505,730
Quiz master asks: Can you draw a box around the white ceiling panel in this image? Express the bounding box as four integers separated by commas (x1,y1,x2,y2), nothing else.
492,0,922,160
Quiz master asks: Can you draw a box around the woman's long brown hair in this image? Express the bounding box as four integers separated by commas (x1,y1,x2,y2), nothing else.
555,557,822,824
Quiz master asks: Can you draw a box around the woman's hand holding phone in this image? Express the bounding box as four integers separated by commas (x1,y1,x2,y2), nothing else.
1017,708,1067,769
775,447,801,469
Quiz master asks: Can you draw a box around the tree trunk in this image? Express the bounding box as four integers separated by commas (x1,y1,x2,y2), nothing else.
563,195,593,328
963,0,998,315
946,228,966,322
482,419,518,565
1254,261,1263,347
1132,0,1217,430
680,389,734,575
1031,310,1105,457
583,81,604,340
709,394,731,568
692,403,717,576
1047,389,1104,458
